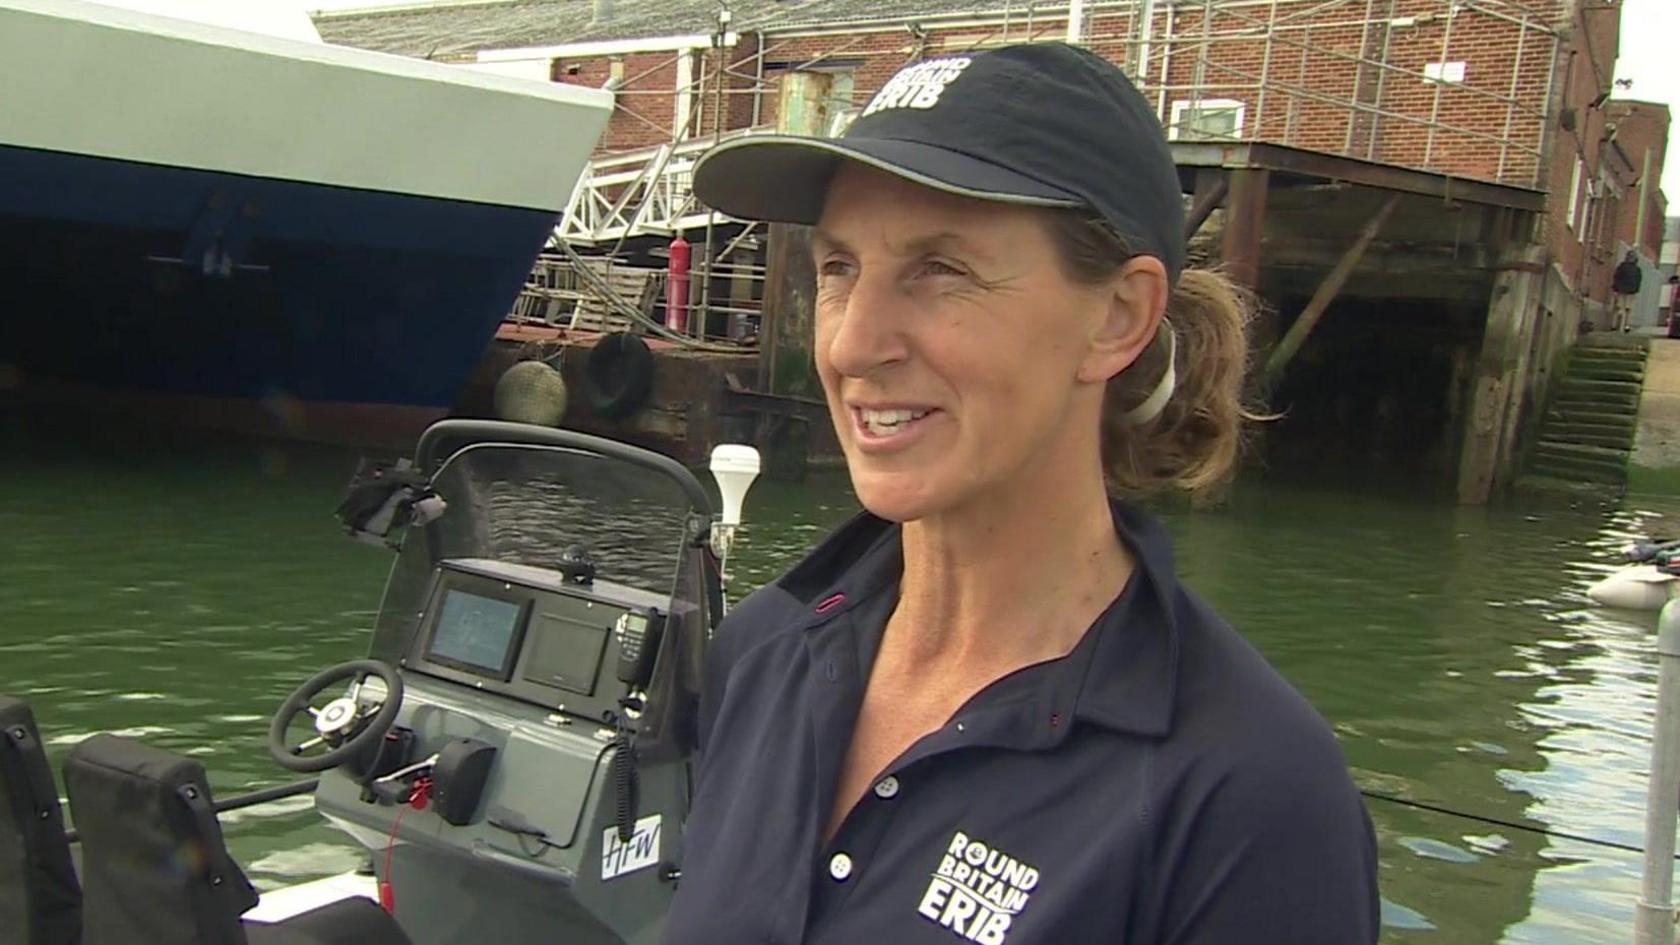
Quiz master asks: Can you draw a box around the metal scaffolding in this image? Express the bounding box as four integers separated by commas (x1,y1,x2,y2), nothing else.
528,0,1562,341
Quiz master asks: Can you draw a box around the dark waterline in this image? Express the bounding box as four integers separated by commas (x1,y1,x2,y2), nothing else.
2,412,1675,943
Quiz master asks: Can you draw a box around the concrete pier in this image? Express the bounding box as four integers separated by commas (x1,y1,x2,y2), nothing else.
1631,339,1680,495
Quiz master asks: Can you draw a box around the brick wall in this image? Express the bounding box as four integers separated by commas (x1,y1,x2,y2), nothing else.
1538,1,1624,309
1605,101,1673,260
536,0,1578,186
511,0,1662,316
553,50,690,153
1142,0,1557,185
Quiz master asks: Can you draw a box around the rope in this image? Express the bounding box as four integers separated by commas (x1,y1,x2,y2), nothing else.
1360,789,1677,860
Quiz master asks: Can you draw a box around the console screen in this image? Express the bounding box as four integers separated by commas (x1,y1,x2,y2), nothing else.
523,612,611,695
426,590,526,678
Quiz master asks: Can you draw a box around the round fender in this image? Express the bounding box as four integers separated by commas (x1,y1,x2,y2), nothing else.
583,332,656,420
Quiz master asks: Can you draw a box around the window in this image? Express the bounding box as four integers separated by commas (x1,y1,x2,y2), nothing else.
1566,160,1583,231
1168,99,1245,141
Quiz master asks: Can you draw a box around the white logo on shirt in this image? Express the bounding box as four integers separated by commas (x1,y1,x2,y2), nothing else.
916,830,1040,944
860,57,973,118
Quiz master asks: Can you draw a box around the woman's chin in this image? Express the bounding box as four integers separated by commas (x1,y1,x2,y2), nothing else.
849,469,948,523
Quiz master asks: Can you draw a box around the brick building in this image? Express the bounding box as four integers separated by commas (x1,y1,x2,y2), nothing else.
318,0,1666,322
318,0,1672,499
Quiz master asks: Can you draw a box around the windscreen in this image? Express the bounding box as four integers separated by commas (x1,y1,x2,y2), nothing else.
368,442,704,663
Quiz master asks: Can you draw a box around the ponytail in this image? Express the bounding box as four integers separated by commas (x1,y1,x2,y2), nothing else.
1044,210,1266,498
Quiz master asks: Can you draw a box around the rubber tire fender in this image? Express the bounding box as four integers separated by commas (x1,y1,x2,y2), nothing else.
583,332,656,420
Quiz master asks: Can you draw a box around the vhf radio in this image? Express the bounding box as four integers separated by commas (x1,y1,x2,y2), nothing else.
613,609,665,690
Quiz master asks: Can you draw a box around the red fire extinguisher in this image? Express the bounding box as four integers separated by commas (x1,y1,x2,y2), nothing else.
666,236,691,333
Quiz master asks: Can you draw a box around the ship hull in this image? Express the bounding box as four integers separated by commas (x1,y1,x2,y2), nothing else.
1,143,555,442
0,0,611,443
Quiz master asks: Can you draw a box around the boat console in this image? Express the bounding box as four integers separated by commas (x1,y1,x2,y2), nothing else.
251,420,754,945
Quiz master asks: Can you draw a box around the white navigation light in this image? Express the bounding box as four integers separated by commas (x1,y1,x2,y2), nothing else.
710,444,761,529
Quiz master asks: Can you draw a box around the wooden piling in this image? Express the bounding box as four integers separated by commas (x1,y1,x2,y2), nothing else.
1220,168,1269,289
1457,244,1546,504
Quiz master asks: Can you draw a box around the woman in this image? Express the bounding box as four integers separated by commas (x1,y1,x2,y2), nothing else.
665,43,1378,944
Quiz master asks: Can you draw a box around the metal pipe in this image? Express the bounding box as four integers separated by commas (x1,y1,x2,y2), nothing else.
1422,4,1457,169
1136,0,1156,82
1496,11,1527,180
1343,0,1375,155
1635,146,1654,256
1286,19,1309,146
1367,0,1396,160
1635,601,1680,945
1155,0,1174,120
1534,32,1561,189
699,15,728,339
1253,0,1278,139
750,32,765,127
1194,0,1212,121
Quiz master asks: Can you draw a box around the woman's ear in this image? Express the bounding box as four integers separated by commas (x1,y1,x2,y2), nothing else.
1078,255,1170,383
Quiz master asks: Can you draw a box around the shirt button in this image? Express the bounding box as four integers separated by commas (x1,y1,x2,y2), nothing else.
828,852,854,882
873,776,900,799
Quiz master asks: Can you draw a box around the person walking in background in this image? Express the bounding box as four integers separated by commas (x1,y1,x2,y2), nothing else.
1612,250,1643,333
1666,274,1680,339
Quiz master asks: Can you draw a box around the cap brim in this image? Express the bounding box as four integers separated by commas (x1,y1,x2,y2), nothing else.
692,135,1082,225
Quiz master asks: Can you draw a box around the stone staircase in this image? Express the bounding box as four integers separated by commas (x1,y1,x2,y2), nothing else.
1523,338,1650,489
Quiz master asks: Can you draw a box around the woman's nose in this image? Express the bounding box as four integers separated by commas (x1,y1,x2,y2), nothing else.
822,271,911,378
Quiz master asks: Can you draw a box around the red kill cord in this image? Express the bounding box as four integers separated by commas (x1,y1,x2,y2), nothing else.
379,777,432,915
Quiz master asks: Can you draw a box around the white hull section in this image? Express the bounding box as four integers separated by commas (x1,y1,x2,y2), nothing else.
1,0,612,211
245,871,379,923
1586,565,1680,611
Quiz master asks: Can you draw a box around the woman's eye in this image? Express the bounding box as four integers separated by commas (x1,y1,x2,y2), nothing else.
819,258,855,278
922,259,967,278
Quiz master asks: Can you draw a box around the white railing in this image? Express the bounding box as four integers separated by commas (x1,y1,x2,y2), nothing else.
556,127,771,246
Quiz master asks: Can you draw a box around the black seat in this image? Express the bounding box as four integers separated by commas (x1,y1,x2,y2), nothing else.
63,734,409,945
0,694,82,945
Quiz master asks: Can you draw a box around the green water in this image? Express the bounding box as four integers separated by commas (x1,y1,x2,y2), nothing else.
3,418,1676,943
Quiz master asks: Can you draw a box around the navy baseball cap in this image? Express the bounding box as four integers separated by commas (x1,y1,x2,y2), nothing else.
692,42,1187,280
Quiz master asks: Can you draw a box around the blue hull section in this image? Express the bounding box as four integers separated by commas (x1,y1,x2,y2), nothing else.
0,144,556,410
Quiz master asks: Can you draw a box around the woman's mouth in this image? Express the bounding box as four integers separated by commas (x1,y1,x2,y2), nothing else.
852,406,939,448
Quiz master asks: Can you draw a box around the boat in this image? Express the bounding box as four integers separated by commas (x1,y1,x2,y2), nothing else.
0,0,612,446
1586,538,1680,611
1586,564,1680,611
2,419,762,944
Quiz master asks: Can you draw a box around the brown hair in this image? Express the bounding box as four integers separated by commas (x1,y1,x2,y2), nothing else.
1043,209,1263,498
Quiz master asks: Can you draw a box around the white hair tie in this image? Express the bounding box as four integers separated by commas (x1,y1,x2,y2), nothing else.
1123,322,1176,425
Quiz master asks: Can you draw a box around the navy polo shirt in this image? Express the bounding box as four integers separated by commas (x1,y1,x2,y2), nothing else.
664,502,1379,944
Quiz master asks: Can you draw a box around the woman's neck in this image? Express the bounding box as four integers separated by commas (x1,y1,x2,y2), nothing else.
893,464,1132,669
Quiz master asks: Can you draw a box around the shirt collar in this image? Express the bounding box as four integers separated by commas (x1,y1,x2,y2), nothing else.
773,500,1184,739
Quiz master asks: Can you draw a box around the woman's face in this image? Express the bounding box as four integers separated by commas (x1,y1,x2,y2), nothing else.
812,164,1150,523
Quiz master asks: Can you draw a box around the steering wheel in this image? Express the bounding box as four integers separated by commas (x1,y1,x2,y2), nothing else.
268,660,403,773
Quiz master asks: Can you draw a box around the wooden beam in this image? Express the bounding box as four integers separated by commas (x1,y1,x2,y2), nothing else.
1457,244,1547,504
1262,193,1402,381
1168,140,1547,212
1220,168,1268,289
1184,174,1229,243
